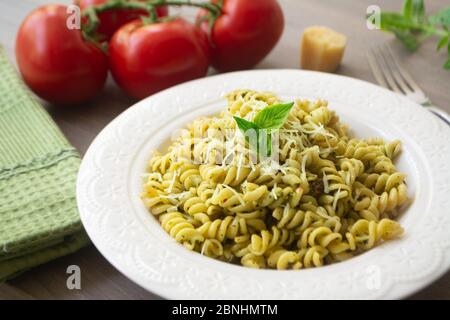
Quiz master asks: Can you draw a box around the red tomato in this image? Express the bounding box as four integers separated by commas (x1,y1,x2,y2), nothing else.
16,5,108,105
198,0,284,72
109,18,210,99
76,0,168,40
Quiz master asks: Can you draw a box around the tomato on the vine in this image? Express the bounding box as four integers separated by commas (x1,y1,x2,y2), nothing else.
76,0,168,40
16,4,108,105
198,0,284,72
109,18,210,99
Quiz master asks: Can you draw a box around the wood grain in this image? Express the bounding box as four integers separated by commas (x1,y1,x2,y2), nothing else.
0,0,449,300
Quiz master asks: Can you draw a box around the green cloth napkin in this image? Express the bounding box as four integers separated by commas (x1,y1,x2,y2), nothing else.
0,47,90,281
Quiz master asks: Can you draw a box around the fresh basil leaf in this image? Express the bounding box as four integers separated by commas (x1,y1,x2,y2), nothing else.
444,57,450,69
402,0,425,23
253,102,294,130
437,34,449,51
402,0,413,20
378,1,450,70
412,0,425,24
429,7,450,28
233,116,259,133
428,15,439,26
380,12,419,30
388,27,419,51
233,116,263,156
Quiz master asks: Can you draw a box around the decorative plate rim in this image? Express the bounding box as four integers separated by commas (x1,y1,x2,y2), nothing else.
77,69,450,300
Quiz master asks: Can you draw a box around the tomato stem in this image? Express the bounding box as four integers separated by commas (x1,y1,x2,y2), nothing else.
158,1,221,16
80,0,222,49
82,7,100,36
81,0,222,34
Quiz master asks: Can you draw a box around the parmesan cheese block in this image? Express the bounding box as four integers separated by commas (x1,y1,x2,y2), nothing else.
301,26,347,72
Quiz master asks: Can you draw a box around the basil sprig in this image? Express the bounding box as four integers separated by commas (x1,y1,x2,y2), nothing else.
233,102,294,157
372,0,450,69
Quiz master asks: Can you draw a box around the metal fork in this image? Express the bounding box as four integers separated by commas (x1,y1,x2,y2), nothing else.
367,44,450,126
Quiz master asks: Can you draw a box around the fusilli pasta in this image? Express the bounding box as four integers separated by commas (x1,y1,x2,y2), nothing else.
142,90,408,269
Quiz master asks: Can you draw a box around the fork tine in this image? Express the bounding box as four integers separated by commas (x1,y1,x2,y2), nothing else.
385,45,423,94
381,44,413,94
372,46,403,94
367,48,389,89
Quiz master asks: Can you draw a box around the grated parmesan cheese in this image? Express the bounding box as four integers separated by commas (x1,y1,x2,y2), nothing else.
322,169,330,194
345,172,351,186
236,152,244,182
222,184,245,206
271,183,278,200
301,153,309,180
167,170,178,193
160,191,191,200
332,186,342,212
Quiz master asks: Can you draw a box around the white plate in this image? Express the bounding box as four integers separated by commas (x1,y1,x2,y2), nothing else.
77,70,450,299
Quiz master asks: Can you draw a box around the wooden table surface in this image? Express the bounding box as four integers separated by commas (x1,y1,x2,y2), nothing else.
1,0,449,300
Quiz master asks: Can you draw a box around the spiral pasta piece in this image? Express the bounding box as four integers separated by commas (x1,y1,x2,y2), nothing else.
201,239,224,258
159,212,204,249
298,226,343,249
350,218,403,249
358,172,406,194
196,216,249,241
267,248,302,270
298,246,329,268
249,226,295,256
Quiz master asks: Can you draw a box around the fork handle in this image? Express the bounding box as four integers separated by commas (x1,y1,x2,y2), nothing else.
426,106,450,126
